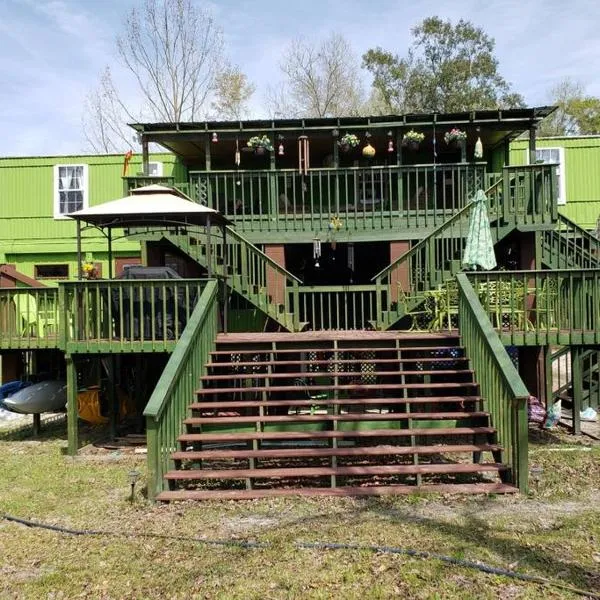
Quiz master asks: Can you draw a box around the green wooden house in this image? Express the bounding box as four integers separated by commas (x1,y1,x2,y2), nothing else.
1,107,599,502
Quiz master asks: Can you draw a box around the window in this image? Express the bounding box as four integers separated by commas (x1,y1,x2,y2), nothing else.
529,147,566,205
54,164,88,218
35,264,69,279
148,161,163,176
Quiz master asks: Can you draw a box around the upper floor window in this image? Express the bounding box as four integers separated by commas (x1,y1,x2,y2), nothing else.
148,161,163,176
530,147,566,205
54,164,88,218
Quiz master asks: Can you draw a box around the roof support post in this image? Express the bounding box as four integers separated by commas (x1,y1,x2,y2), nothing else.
206,215,212,278
107,228,113,279
142,135,149,176
528,124,537,165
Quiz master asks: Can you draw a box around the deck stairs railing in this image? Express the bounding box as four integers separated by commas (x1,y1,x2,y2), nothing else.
144,280,219,501
164,226,303,331
456,274,529,491
540,213,600,270
371,178,510,330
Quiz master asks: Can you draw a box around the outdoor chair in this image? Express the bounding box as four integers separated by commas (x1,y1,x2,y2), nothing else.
429,281,459,331
397,284,434,331
533,277,560,329
478,280,530,330
12,293,57,338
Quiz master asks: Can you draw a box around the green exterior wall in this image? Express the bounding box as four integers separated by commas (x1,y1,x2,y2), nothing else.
0,152,180,283
510,136,600,229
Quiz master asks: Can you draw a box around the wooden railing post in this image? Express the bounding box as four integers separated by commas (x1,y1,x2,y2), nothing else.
66,354,78,456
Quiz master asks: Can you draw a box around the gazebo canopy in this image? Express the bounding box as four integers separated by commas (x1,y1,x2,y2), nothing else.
67,184,230,229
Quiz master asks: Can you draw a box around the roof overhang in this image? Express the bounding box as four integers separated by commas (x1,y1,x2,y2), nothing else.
130,107,557,163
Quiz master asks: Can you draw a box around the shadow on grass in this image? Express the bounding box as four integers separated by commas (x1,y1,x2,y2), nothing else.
350,494,599,593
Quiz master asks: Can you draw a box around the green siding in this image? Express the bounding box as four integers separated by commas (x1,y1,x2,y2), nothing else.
510,136,600,229
0,152,181,280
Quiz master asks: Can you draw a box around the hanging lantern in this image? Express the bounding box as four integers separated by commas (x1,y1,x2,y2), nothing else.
474,136,483,159
212,132,218,143
362,143,376,158
313,238,322,268
278,142,284,156
387,140,394,153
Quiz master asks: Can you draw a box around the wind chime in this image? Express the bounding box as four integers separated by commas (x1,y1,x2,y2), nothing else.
298,135,310,196
313,237,321,268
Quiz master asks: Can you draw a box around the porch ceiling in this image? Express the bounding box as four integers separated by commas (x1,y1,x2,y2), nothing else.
130,107,556,164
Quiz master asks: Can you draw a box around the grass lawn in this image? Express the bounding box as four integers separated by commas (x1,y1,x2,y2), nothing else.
1,421,599,599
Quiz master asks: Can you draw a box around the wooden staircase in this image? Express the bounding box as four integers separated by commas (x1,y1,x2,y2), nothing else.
157,331,518,501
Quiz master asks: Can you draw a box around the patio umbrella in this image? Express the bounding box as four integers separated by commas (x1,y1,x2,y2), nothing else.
462,189,497,271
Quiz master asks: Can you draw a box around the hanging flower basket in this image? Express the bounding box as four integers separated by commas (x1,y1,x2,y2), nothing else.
338,133,359,153
444,128,467,149
247,135,273,156
402,130,425,151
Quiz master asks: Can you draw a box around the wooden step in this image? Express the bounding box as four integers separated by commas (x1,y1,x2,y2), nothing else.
179,426,494,443
196,382,479,395
171,443,502,461
184,412,489,425
210,345,461,357
157,482,519,501
216,331,459,344
207,357,469,369
164,463,507,480
189,396,482,410
201,369,474,381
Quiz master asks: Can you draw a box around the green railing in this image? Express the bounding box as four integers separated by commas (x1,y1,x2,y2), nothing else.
172,225,302,331
144,280,219,501
541,213,600,269
501,164,557,226
0,287,61,349
123,175,193,198
290,284,380,330
456,273,529,492
467,269,600,345
190,163,486,233
62,279,208,353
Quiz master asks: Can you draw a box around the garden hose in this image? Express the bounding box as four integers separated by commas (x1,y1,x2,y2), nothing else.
3,513,598,599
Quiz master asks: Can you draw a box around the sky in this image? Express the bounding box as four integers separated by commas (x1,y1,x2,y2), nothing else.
1,0,599,157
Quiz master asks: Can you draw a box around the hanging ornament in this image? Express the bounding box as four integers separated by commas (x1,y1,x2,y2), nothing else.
362,143,376,158
313,238,322,268
212,132,218,143
234,138,241,166
387,140,394,153
474,136,483,159
278,142,284,156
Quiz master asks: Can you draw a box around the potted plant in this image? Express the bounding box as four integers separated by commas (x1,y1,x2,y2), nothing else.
247,135,274,155
338,133,359,153
444,128,467,149
402,130,425,151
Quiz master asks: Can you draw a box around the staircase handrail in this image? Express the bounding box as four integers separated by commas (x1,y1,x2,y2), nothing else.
144,280,219,501
455,272,529,492
554,213,600,259
371,178,503,284
224,226,302,283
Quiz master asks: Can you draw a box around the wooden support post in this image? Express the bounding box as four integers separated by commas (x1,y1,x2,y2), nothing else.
528,124,537,166
504,137,511,167
331,340,339,489
222,225,228,333
107,355,117,440
66,354,78,456
142,136,149,176
32,413,41,437
76,220,82,280
572,347,583,436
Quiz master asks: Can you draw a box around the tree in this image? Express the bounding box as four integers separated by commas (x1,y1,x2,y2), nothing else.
268,33,364,118
211,63,255,120
538,78,600,136
83,0,235,152
362,16,524,114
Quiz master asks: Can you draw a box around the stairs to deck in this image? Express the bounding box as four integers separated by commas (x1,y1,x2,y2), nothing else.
157,331,518,501
164,227,303,331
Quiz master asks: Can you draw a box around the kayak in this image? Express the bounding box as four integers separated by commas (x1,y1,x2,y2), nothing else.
3,381,67,414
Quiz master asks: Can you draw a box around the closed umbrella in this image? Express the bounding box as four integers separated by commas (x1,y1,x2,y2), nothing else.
462,189,497,271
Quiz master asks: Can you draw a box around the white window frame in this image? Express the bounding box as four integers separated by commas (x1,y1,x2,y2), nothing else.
53,164,89,219
148,161,163,177
527,147,566,205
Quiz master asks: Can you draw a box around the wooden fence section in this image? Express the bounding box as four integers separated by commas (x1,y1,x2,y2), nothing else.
0,287,61,349
144,280,219,501
467,269,600,345
62,279,208,353
456,274,529,492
